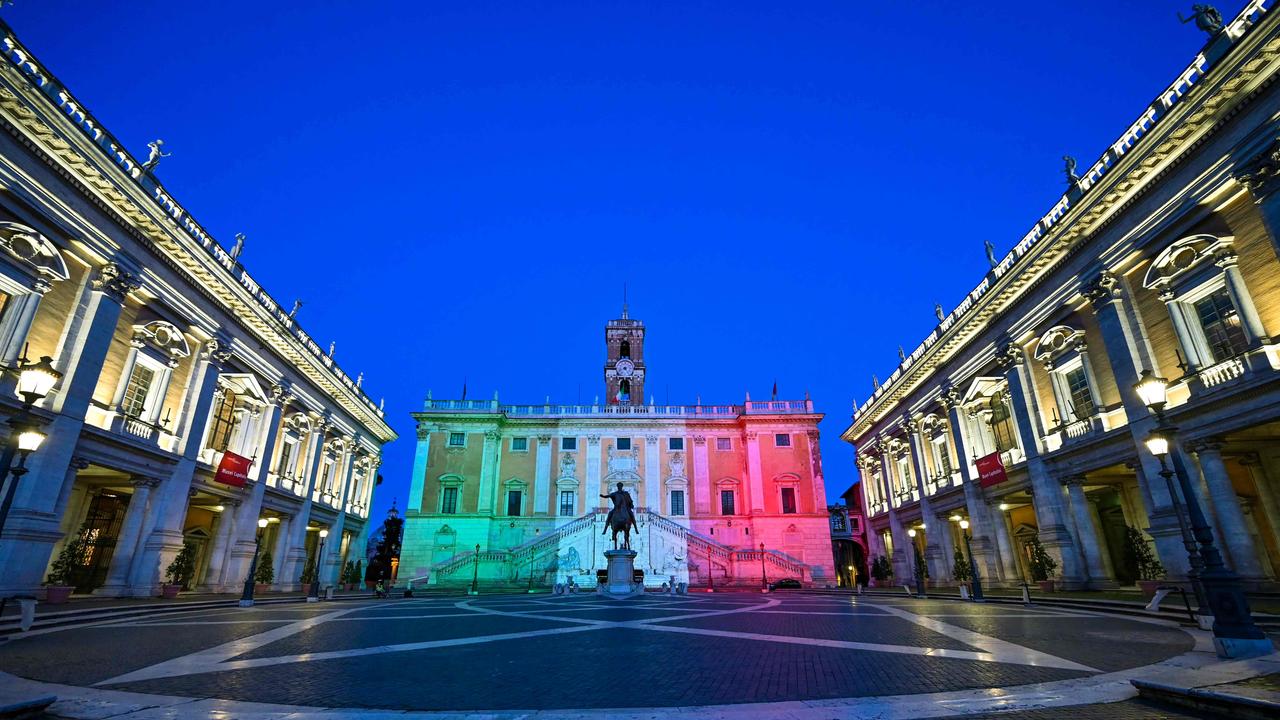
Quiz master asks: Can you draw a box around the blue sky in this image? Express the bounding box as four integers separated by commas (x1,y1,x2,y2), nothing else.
2,1,1239,518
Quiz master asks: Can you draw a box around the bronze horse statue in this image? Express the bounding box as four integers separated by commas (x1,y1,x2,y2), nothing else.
601,482,638,550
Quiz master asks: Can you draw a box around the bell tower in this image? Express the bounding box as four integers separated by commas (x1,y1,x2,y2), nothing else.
604,300,645,406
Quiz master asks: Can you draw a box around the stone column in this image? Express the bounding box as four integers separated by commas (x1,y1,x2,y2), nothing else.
644,435,661,511
477,430,501,514
406,424,433,514
281,419,328,588
692,436,710,515
906,418,944,581
0,264,136,595
1063,477,1115,588
1190,440,1265,580
1214,250,1268,346
128,338,230,596
989,501,1022,581
807,430,826,513
219,386,288,592
998,342,1086,588
0,279,50,368
200,502,239,589
934,511,958,583
534,436,552,515
941,391,1002,581
879,451,909,580
586,435,602,511
1240,456,1280,562
270,515,292,587
1235,136,1280,259
97,477,159,595
1083,271,1189,577
745,431,765,513
323,441,359,585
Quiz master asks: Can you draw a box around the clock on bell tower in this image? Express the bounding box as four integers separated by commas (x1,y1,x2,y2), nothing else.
604,302,645,406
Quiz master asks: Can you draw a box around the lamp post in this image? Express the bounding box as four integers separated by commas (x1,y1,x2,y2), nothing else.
759,542,768,591
0,354,59,538
1135,370,1269,657
469,543,480,595
907,528,926,598
309,529,328,600
527,528,540,593
959,519,983,601
240,518,270,607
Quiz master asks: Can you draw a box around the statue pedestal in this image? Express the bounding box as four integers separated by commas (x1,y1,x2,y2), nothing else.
601,549,641,596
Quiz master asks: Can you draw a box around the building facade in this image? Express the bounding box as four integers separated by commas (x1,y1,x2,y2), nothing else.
829,483,868,588
844,3,1280,592
400,309,835,588
0,20,397,598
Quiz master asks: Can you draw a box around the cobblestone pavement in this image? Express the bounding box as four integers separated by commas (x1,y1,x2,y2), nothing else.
0,591,1209,715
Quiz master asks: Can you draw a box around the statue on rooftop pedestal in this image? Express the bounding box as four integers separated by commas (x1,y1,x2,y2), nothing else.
1180,5,1224,36
984,240,998,269
231,233,245,263
141,139,170,171
1063,155,1081,188
934,303,945,322
289,299,303,319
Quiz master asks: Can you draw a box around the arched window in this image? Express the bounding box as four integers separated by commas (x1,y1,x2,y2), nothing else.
619,379,631,402
620,341,631,358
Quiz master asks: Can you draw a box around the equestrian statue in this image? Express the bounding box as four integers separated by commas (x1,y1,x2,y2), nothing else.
601,482,638,550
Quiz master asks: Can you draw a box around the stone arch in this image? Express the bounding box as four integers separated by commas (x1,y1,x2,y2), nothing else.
1032,325,1085,364
0,221,69,284
1142,233,1232,289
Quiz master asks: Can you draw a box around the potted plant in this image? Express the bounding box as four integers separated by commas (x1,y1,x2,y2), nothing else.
869,555,892,587
347,560,363,591
300,556,317,589
45,525,89,604
255,550,275,593
162,542,196,598
1027,535,1058,592
952,549,972,586
1125,526,1166,598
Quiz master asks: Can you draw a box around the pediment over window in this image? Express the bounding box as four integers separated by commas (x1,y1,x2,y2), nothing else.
715,477,741,488
0,222,69,284
961,376,1007,407
134,321,191,363
772,472,801,486
1142,234,1232,289
438,474,465,488
503,477,528,489
218,373,268,404
1032,325,1085,364
920,413,947,437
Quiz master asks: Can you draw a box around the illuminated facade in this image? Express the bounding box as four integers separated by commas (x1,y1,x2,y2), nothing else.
399,308,835,588
845,3,1280,591
0,20,396,598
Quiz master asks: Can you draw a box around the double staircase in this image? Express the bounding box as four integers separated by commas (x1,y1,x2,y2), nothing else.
419,509,813,589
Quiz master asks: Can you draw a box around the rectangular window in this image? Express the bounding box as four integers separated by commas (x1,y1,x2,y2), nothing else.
932,438,952,475
448,432,466,447
511,437,528,452
830,513,847,532
506,490,522,517
990,391,1018,453
441,487,459,514
1193,288,1249,363
781,487,797,514
775,433,791,447
1063,365,1095,419
207,388,239,452
121,362,156,419
668,437,684,451
716,437,732,451
561,437,577,451
616,437,631,450
276,440,297,476
559,490,575,516
720,489,736,516
670,490,685,516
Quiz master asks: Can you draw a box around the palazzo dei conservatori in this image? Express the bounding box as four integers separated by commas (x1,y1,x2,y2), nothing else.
399,307,836,589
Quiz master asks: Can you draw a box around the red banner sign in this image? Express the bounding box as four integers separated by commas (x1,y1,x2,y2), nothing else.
214,451,253,488
975,452,1008,488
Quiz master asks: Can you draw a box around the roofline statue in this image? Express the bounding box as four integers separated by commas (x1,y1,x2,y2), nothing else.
1179,5,1224,37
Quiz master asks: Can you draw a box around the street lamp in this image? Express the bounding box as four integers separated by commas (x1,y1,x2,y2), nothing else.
959,519,984,602
240,518,270,607
759,542,768,591
469,542,480,595
309,529,328,600
1136,370,1269,657
0,353,60,538
1145,429,1207,611
907,528,926,598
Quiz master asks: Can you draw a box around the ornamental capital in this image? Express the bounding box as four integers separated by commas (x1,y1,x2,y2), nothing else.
587,435,601,446
692,435,707,446
1236,136,1280,202
484,430,501,441
941,387,963,409
645,435,659,444
92,262,141,301
270,382,294,406
1213,248,1240,269
536,435,553,444
1082,269,1120,309
1187,437,1227,455
996,343,1024,370
202,338,233,367
903,417,919,433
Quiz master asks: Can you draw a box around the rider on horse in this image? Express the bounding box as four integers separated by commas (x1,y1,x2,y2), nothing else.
601,482,638,549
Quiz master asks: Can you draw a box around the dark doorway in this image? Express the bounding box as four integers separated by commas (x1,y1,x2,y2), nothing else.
1096,492,1135,585
72,491,128,591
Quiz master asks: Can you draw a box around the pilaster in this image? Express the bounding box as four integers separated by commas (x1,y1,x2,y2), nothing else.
534,436,552,515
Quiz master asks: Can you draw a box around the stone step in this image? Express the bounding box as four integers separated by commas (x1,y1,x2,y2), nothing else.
1133,678,1280,719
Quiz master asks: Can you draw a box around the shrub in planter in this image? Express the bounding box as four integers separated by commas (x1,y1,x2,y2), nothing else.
163,542,197,598
255,550,275,592
1027,535,1058,591
299,556,317,587
1125,526,1166,598
45,525,90,604
952,549,972,584
869,555,893,586
349,560,362,590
